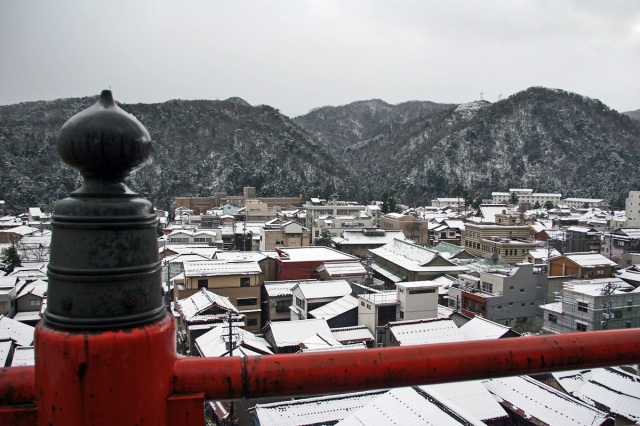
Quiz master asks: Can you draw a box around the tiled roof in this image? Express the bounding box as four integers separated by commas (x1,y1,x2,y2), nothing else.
483,376,610,425
369,239,467,274
195,325,272,357
459,316,516,341
264,280,306,297
176,288,238,321
330,325,375,344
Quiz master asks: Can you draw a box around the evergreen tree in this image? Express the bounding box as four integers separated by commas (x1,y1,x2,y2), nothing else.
0,243,22,273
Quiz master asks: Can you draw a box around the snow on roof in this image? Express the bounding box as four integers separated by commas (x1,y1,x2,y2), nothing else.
316,261,366,276
267,319,332,348
0,315,34,347
13,312,42,322
0,340,12,366
369,239,467,274
562,253,618,267
214,251,268,262
295,280,352,300
528,247,561,260
337,386,486,426
164,253,212,264
359,290,398,305
195,325,272,358
483,376,610,425
570,367,640,422
388,319,467,346
277,246,358,262
479,205,508,223
300,342,367,353
309,295,358,320
330,325,375,344
615,228,640,239
16,279,47,299
0,225,41,236
552,369,591,394
563,278,633,296
338,230,407,245
176,288,238,321
459,316,516,341
419,381,508,422
182,260,262,277
0,276,18,288
11,346,34,366
264,280,312,297
252,390,387,426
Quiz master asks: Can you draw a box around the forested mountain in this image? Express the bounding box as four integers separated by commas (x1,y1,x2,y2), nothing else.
1,87,639,214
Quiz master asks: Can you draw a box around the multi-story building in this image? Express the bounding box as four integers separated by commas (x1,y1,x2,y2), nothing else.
176,260,263,331
561,198,609,210
491,189,561,208
602,228,640,262
540,277,639,333
564,226,603,253
273,246,360,281
332,228,408,258
447,262,548,331
625,191,640,227
259,219,311,251
548,252,617,279
290,280,352,321
244,199,277,222
304,196,367,243
316,215,374,240
380,213,429,245
462,212,539,264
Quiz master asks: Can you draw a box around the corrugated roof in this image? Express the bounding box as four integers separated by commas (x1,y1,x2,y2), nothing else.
194,325,272,358
317,261,367,276
264,280,307,297
253,390,387,426
330,325,375,344
571,367,640,422
459,316,515,341
182,260,262,277
337,386,486,425
565,253,617,267
483,376,610,426
295,280,352,300
11,346,34,366
0,315,34,347
389,319,466,346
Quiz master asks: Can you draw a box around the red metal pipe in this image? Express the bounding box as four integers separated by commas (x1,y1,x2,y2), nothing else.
0,366,35,405
173,329,640,400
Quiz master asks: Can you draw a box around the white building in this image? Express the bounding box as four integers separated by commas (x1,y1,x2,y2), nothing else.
491,189,561,208
625,190,640,227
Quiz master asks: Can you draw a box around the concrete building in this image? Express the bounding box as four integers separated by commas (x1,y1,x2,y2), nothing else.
625,191,640,227
540,277,639,333
602,228,640,263
447,262,548,331
331,228,408,258
259,219,311,251
491,189,561,208
380,213,429,246
272,246,359,281
304,196,367,243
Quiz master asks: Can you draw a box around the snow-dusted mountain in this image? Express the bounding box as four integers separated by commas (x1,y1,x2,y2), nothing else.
1,87,638,214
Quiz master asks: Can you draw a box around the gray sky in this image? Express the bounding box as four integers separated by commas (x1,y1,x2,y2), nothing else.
1,0,638,117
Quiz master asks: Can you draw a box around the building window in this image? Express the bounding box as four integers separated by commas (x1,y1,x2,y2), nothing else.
296,296,305,309
577,302,588,312
496,305,502,310
240,277,250,287
409,288,436,295
361,301,365,307
247,318,258,326
399,311,404,319
519,288,524,293
237,297,257,306
29,299,41,307
197,279,208,289
275,300,289,313
626,321,632,328
548,313,557,323
627,301,633,312
366,304,371,309
521,303,526,307
481,282,493,293
509,286,514,290
576,323,587,331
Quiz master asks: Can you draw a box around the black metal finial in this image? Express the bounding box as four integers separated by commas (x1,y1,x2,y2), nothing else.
45,91,165,330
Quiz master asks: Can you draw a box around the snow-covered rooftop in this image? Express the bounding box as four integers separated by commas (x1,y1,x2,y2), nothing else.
11,346,34,366
182,260,262,277
194,325,272,358
277,246,358,262
459,316,517,341
337,229,407,245
267,319,332,348
316,261,366,276
175,288,238,321
264,280,313,297
420,381,508,422
330,325,375,344
388,318,466,346
561,253,618,267
295,280,352,300
0,315,34,347
369,239,467,274
483,375,610,426
309,295,358,320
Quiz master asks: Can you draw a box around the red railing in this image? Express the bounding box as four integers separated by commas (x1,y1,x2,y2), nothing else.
1,326,638,425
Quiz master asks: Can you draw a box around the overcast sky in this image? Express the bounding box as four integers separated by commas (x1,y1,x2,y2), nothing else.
1,1,638,117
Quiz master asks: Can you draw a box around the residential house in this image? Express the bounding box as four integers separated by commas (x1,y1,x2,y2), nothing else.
273,246,359,281
290,280,352,321
447,262,548,331
385,318,467,347
328,325,375,347
602,228,640,262
316,214,374,240
357,291,399,345
262,280,313,323
308,295,359,328
428,219,465,246
524,247,561,265
540,277,638,333
548,252,618,279
0,277,18,317
616,264,640,287
368,239,468,288
0,315,34,347
14,280,47,326
262,318,333,353
0,225,42,244
174,288,244,355
177,260,263,331
331,228,408,257
194,324,272,358
244,199,277,222
259,219,311,251
563,226,603,253
214,250,276,282
316,261,367,283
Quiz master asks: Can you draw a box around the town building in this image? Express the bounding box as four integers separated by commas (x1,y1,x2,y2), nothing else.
380,212,429,245
540,277,639,333
448,262,547,331
602,228,640,263
564,226,603,253
491,189,561,208
193,324,273,358
290,280,352,321
548,252,618,279
303,196,367,243
316,214,375,240
625,190,640,227
331,228,408,257
272,246,359,281
258,219,311,251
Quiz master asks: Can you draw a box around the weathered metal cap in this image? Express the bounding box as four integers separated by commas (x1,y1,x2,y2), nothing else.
45,90,165,330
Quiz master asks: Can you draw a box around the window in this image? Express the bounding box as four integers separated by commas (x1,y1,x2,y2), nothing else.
519,288,524,293
360,301,365,307
509,286,514,290
197,279,208,289
626,321,632,328
295,296,305,309
496,305,502,310
521,303,526,307
247,318,258,326
366,304,371,309
399,311,404,319
481,282,493,293
275,300,289,313
237,297,257,306
628,301,633,312
409,288,436,295
509,302,513,306
240,277,250,287
30,299,41,307
578,302,588,312
548,313,558,323
576,323,587,331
